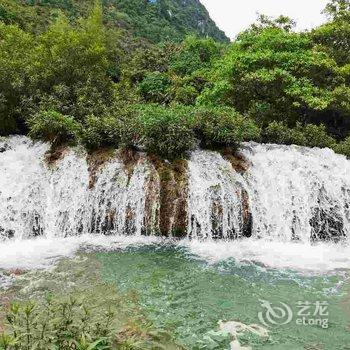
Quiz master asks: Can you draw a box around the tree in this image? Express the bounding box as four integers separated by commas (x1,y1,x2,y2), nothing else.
199,26,343,135
313,0,350,66
33,2,114,120
0,23,36,135
324,0,350,21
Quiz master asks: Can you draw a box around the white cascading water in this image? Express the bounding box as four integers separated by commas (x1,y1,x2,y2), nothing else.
0,136,152,240
187,150,249,239
1,135,350,271
241,143,350,243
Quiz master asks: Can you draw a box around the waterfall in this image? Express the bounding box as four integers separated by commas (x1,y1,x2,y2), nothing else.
187,150,250,240
0,136,349,243
0,136,154,240
242,143,350,243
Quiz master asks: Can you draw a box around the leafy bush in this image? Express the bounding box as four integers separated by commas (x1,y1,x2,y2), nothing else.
79,115,121,151
79,106,138,151
137,104,197,159
138,72,171,103
0,297,115,350
333,136,350,157
200,26,343,133
28,110,80,144
0,295,178,350
0,22,36,135
172,83,198,105
302,123,336,148
263,121,293,144
263,121,336,148
194,106,261,148
170,36,222,76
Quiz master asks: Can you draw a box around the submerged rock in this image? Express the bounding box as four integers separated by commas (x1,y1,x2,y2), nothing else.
219,320,268,350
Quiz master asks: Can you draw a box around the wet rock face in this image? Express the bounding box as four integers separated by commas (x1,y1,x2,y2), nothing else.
119,148,140,182
145,156,189,237
0,143,10,153
241,189,253,238
221,148,251,174
44,144,69,165
310,207,345,242
86,148,116,189
308,189,346,243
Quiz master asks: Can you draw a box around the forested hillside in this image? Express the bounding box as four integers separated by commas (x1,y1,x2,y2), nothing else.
0,0,349,159
0,0,228,42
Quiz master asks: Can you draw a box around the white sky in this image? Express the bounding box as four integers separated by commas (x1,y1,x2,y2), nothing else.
200,0,329,39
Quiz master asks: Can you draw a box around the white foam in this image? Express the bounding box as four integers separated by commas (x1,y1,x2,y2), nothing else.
182,239,350,272
0,235,164,270
0,236,349,273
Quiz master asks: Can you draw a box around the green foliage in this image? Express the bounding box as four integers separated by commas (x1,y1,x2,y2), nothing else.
332,135,350,157
263,121,336,148
0,297,114,350
249,14,297,33
0,22,36,135
170,36,222,76
138,72,171,103
313,20,350,66
137,104,197,159
28,110,80,143
111,0,229,43
324,0,350,21
34,4,114,120
0,2,117,135
0,0,350,159
0,295,179,350
194,107,261,148
2,0,228,43
79,105,137,151
200,27,340,129
79,115,121,151
128,36,223,106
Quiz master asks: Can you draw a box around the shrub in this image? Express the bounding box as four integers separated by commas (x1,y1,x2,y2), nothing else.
28,110,80,144
0,297,114,350
172,84,198,105
137,104,197,159
0,296,178,350
80,105,139,151
79,115,121,151
263,121,292,144
333,136,350,157
301,123,336,148
263,121,336,148
138,72,171,103
194,106,261,148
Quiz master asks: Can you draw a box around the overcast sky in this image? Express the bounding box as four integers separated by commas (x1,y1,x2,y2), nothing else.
200,0,329,39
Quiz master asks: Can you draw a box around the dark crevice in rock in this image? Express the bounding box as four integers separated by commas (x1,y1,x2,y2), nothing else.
0,143,10,153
